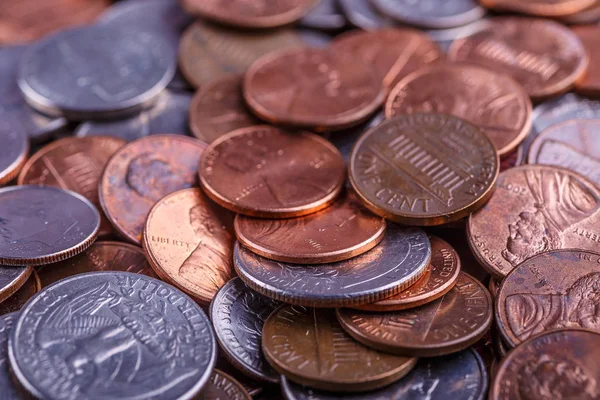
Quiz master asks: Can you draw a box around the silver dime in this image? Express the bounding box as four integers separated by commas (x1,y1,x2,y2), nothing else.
372,0,486,29
0,313,20,400
0,266,32,303
9,272,216,400
299,0,347,31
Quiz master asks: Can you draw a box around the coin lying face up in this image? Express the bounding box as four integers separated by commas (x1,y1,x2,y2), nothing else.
201,369,252,400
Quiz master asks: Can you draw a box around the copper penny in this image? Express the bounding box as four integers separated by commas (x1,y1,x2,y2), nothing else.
490,329,600,400
99,134,206,244
479,0,595,17
355,236,461,312
385,63,532,157
189,76,259,144
199,369,252,400
243,47,385,131
448,18,589,100
0,129,28,186
180,0,318,29
330,28,442,90
199,125,346,218
489,278,501,299
467,164,600,279
234,191,386,264
0,265,32,303
349,113,499,226
574,25,600,97
0,269,40,315
18,136,126,238
562,1,600,24
143,188,235,304
262,305,417,392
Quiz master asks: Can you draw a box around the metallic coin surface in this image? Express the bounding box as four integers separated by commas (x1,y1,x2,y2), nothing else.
262,306,417,392
200,369,252,400
338,0,393,30
372,0,485,29
9,271,216,400
0,313,20,398
480,0,595,16
189,76,258,144
574,25,600,97
0,129,28,186
0,265,32,304
468,164,600,278
386,64,532,157
244,47,384,131
330,28,442,90
199,126,346,218
490,329,600,400
144,188,235,304
356,236,461,311
489,278,501,299
0,186,100,266
349,113,499,226
561,0,600,23
281,348,487,400
299,0,346,30
99,134,206,244
210,278,280,383
234,224,431,307
234,192,386,264
18,26,175,120
449,18,589,100
337,272,492,357
501,147,521,172
323,111,385,163
0,270,40,315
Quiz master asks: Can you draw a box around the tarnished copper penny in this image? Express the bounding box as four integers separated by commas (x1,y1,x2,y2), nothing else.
243,48,385,131
356,236,461,312
262,305,417,392
490,329,600,400
143,188,235,304
0,129,28,186
0,265,32,303
449,18,589,100
574,25,600,97
467,164,600,278
234,192,386,264
349,113,499,226
0,269,40,315
330,28,442,90
99,134,206,244
479,0,595,17
200,369,252,400
385,64,532,157
337,272,493,357
199,126,346,218
18,136,126,238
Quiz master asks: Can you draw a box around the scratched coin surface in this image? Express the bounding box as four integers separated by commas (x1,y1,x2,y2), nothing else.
9,271,216,400
199,125,346,218
479,0,595,16
574,25,600,97
262,306,417,392
468,164,600,278
349,113,499,226
234,224,430,307
0,313,20,398
0,266,32,304
281,348,487,400
372,0,485,29
0,270,40,315
490,329,600,400
337,272,493,357
0,128,28,186
200,369,252,400
18,136,125,238
449,18,589,100
99,134,206,244
210,278,280,383
234,192,386,264
385,63,532,157
189,76,258,144
144,188,235,304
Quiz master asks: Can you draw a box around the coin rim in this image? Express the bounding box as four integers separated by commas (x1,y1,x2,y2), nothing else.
0,266,33,304
479,0,595,16
0,131,29,186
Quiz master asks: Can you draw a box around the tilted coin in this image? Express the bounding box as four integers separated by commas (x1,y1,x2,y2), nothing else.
299,0,346,31
199,125,346,218
561,0,600,23
199,369,252,400
337,272,493,357
574,25,600,97
479,0,595,17
99,134,206,244
338,0,393,30
323,111,384,163
9,271,216,400
210,278,280,383
262,306,417,392
349,113,499,226
372,0,485,29
0,266,32,304
449,18,589,100
386,63,532,157
467,164,600,278
0,186,100,266
0,270,40,315
234,224,430,307
0,313,21,399
0,129,28,186
143,188,235,304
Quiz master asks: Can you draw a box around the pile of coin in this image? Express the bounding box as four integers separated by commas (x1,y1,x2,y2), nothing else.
1,0,600,399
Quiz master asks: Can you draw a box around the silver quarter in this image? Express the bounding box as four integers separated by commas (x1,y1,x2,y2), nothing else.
372,0,486,29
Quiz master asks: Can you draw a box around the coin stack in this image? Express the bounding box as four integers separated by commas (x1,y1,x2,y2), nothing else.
1,0,600,399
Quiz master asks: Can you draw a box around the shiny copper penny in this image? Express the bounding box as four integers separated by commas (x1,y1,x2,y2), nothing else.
449,18,589,100
349,113,499,226
0,265,32,303
234,192,386,264
243,47,385,131
479,0,595,17
574,25,600,97
143,188,235,304
199,125,346,218
385,63,532,157
99,134,206,244
490,329,600,400
262,305,417,392
18,136,126,238
330,28,442,90
0,269,40,315
200,369,252,400
0,129,28,186
189,76,259,144
562,1,600,24
355,236,461,312
467,164,600,279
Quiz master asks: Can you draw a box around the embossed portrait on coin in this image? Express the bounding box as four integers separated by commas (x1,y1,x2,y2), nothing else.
238,290,278,355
